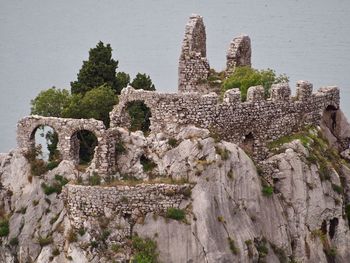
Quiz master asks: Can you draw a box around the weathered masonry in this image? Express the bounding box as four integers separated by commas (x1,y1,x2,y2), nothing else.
110,83,339,158
16,14,341,174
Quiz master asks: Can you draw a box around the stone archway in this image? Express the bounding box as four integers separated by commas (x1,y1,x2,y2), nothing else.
69,129,99,165
322,105,338,135
241,132,255,155
30,125,59,161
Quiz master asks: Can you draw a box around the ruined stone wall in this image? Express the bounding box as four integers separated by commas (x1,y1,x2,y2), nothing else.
226,35,252,73
16,116,116,174
178,14,210,93
110,83,339,158
64,184,189,228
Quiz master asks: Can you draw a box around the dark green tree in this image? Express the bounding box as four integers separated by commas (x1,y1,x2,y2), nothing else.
70,41,121,95
116,72,130,90
131,73,155,91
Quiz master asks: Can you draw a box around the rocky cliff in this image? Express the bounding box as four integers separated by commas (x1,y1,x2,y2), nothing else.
1,114,350,263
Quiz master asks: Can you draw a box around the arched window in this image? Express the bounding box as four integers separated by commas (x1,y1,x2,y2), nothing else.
124,101,152,134
30,125,59,161
70,130,98,165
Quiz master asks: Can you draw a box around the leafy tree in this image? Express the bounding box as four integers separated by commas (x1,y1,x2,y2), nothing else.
63,85,117,127
222,66,289,101
131,73,155,91
30,87,71,117
70,41,121,95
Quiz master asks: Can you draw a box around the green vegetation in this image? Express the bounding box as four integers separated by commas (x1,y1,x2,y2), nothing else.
37,235,53,247
24,146,48,177
346,204,350,226
262,185,274,197
270,243,288,263
331,183,343,195
88,173,101,186
30,41,155,162
228,237,239,255
0,218,9,237
140,155,157,172
30,87,71,117
132,235,159,263
222,66,289,101
268,126,345,183
71,41,123,95
255,238,269,259
67,229,78,243
127,101,152,133
131,73,156,91
168,138,179,148
166,207,185,221
9,237,19,246
215,146,230,160
41,174,68,195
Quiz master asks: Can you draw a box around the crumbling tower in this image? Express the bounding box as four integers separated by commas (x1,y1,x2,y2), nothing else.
178,14,210,93
226,35,252,73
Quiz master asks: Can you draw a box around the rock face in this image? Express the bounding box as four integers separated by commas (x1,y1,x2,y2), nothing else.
2,124,350,262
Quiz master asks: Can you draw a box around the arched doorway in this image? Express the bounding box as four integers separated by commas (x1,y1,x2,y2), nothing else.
124,101,152,133
30,125,59,162
70,130,98,165
322,105,338,135
241,132,255,155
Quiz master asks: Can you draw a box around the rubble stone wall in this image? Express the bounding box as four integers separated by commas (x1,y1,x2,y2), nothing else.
178,14,210,93
64,184,189,228
16,116,115,174
111,83,339,159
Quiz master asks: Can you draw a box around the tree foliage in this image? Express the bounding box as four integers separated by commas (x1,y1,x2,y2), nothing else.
63,85,117,127
30,87,71,117
71,41,122,95
127,101,151,133
131,73,155,91
222,66,289,101
30,41,155,162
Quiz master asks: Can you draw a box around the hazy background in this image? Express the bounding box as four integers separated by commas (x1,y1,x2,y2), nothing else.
1,0,349,152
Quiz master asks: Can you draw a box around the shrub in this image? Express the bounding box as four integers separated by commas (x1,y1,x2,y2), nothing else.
166,208,185,221
115,141,127,154
88,173,101,186
262,186,274,197
132,235,159,263
215,146,230,160
47,161,60,170
67,229,77,243
55,174,68,186
24,147,48,176
140,155,157,172
52,247,60,256
331,184,343,195
168,138,179,148
228,237,239,255
0,218,9,237
41,182,62,195
9,237,19,246
37,235,53,247
222,66,289,101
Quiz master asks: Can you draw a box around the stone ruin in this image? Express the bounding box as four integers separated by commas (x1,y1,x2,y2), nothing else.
16,14,342,175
